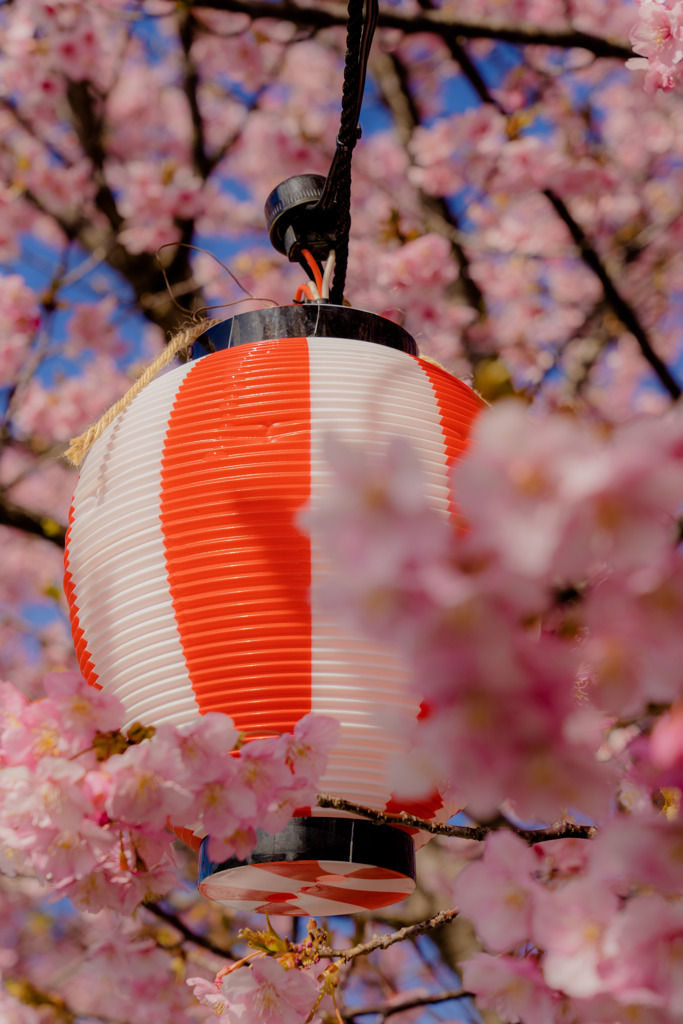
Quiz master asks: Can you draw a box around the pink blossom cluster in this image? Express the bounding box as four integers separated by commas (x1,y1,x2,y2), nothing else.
0,671,338,913
187,916,338,1023
106,161,205,255
0,876,211,1024
0,523,77,699
0,274,40,388
12,358,134,443
64,297,126,360
189,956,325,1024
305,400,683,822
628,0,683,92
61,924,209,1024
457,823,683,1023
0,0,123,94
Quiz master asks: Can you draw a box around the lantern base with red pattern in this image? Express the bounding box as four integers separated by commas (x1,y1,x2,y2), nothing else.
198,816,416,916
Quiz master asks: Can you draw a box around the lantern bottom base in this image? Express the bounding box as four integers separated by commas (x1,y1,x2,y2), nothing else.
197,816,416,916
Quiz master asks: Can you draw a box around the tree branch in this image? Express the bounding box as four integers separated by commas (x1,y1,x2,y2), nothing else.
409,17,681,402
344,988,470,1021
316,794,597,843
8,63,203,336
192,0,632,60
371,50,488,367
179,10,213,180
3,978,76,1024
0,493,67,547
544,189,682,400
142,901,237,962
319,907,460,960
66,80,124,232
18,168,197,337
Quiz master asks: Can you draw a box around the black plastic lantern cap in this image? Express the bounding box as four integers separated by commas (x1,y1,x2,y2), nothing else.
265,174,336,261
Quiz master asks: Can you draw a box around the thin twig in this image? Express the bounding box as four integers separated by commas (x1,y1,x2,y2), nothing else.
344,988,471,1020
319,908,460,960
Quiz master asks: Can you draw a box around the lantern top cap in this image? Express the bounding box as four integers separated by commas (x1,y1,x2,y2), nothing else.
192,303,418,359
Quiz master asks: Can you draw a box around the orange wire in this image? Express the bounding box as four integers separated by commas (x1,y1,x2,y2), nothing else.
301,249,324,294
295,284,314,302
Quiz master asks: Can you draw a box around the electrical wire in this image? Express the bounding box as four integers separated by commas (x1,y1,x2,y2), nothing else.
301,248,324,294
295,283,315,303
321,250,336,301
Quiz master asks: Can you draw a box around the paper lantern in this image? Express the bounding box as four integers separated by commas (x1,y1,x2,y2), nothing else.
64,305,484,915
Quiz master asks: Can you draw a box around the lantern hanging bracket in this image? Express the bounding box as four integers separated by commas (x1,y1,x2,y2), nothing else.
264,0,379,304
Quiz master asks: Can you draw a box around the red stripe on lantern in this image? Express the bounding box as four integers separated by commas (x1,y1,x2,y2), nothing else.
159,340,313,734
417,358,486,525
64,503,101,690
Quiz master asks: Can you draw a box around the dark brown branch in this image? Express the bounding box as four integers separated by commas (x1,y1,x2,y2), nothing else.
0,493,67,547
61,71,203,333
344,988,470,1020
0,97,73,168
19,167,197,337
66,81,124,232
371,50,488,367
544,189,682,400
316,794,597,843
187,14,287,174
413,0,504,115
179,10,213,180
142,901,237,961
192,0,632,60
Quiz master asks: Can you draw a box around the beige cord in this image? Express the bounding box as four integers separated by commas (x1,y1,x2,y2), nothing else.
64,318,221,468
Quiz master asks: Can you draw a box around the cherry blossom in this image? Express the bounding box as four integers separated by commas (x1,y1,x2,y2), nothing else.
452,830,541,954
0,676,336,913
628,0,683,92
461,953,560,1024
0,274,40,387
217,955,320,1024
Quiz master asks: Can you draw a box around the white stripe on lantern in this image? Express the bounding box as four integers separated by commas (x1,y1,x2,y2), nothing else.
306,338,452,811
66,362,200,728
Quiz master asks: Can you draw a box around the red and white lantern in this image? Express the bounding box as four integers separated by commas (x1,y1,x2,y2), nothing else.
64,306,484,915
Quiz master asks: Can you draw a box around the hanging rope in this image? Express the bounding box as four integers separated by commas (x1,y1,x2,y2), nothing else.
318,0,379,304
64,318,221,467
